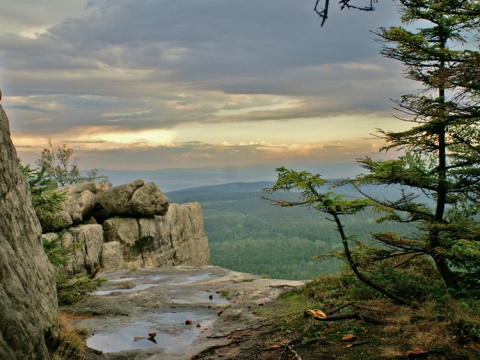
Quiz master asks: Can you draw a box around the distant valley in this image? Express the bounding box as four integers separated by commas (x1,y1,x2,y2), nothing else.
165,180,415,280
100,166,417,280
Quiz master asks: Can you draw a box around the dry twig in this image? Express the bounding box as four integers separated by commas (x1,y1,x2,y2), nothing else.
305,310,387,325
190,340,242,359
206,322,272,339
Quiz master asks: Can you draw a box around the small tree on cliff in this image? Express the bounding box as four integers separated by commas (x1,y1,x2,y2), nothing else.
37,140,99,187
18,161,68,232
267,0,480,300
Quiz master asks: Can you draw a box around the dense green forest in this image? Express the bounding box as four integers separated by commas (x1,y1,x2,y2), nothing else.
167,181,414,280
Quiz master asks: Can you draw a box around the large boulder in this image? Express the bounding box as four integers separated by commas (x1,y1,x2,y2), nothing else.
96,180,169,218
54,181,110,227
103,203,210,269
101,241,125,271
0,104,59,358
42,225,104,275
157,203,210,266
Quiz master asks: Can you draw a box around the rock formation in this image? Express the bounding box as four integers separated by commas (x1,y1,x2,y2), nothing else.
43,180,210,274
103,203,210,270
96,179,169,218
0,104,58,358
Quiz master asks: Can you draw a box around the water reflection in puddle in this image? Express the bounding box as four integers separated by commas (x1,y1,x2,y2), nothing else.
109,275,164,283
94,283,157,296
87,325,159,352
109,277,138,283
171,291,229,304
86,313,215,353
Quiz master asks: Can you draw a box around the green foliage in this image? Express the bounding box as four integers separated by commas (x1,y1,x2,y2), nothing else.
19,141,107,231
34,191,70,232
265,0,480,301
42,231,70,268
355,0,480,292
266,168,413,304
169,185,413,280
19,160,69,232
211,238,342,280
43,234,106,305
56,273,106,306
265,166,373,216
20,150,106,306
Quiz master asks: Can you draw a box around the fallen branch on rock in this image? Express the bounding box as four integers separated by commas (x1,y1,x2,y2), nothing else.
287,344,302,359
346,340,370,348
190,340,242,359
305,309,387,325
206,322,273,339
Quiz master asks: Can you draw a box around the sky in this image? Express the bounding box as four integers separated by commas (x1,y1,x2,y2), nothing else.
0,0,414,175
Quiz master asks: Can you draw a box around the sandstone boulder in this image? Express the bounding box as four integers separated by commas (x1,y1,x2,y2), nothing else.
54,181,110,225
101,241,125,271
103,203,209,270
96,180,169,218
0,104,58,359
43,224,104,275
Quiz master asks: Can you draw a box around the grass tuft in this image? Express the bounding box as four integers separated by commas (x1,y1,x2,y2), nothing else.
48,312,89,360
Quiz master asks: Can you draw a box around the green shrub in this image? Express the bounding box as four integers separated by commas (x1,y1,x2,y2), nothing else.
43,233,106,306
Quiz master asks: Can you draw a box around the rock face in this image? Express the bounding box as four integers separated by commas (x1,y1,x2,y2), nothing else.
0,105,58,358
103,203,210,270
43,180,210,274
96,179,169,218
54,181,109,227
57,224,104,275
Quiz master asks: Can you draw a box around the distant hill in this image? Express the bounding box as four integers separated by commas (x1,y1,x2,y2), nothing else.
165,179,419,280
167,179,428,205
167,181,274,195
98,162,361,192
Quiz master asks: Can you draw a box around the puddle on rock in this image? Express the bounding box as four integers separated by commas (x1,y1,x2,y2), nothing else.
171,291,228,305
94,283,157,296
109,277,138,283
202,291,230,303
169,273,212,285
87,325,159,352
86,313,215,354
109,275,165,283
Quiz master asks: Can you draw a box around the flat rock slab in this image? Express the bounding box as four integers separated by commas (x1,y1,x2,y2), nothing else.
64,266,305,360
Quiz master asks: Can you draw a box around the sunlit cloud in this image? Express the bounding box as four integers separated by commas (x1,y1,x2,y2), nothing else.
1,0,410,176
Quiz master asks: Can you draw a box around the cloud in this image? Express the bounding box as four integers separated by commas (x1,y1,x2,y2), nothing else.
1,0,411,173
0,1,89,37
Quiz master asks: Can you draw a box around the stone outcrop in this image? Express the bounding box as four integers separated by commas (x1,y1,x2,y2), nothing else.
43,180,210,274
96,179,169,218
0,104,58,358
103,203,210,270
53,224,104,275
52,181,109,229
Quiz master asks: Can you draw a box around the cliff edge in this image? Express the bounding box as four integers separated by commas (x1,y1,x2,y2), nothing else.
0,104,59,358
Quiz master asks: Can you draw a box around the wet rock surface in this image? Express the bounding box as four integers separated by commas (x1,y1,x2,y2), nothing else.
65,266,304,360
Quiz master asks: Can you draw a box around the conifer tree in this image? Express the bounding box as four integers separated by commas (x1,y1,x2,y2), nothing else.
356,0,480,291
268,0,480,299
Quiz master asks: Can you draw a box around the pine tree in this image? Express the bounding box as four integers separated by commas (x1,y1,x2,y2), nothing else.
267,0,480,300
353,0,480,291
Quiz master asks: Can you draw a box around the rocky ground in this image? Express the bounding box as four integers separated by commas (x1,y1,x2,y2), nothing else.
62,266,305,360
